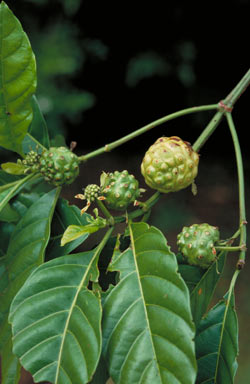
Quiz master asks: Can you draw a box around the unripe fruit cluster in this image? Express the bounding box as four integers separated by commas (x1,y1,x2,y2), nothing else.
141,136,199,193
23,147,80,186
101,170,141,211
177,223,220,269
39,147,79,186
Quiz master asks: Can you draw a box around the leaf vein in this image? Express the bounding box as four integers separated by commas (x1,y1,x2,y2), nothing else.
20,334,61,360
104,297,142,352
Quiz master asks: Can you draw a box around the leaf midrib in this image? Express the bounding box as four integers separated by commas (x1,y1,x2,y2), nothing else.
54,253,97,383
129,224,161,381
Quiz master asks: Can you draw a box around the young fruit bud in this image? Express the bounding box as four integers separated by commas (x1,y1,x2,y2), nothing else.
101,170,142,211
21,150,41,173
177,223,220,269
141,136,199,193
39,147,79,186
83,184,101,203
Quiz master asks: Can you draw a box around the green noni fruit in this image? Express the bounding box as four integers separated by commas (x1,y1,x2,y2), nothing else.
101,170,141,211
141,136,199,193
39,147,79,186
177,223,220,269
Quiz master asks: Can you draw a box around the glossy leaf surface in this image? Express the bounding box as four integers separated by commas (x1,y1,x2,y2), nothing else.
195,291,238,383
0,2,36,154
9,249,103,384
102,222,197,384
0,188,59,350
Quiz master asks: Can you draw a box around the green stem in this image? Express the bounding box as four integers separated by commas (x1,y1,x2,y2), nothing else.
193,68,250,152
95,225,114,257
96,199,115,226
78,104,217,162
215,245,246,252
114,191,161,223
225,112,247,264
192,111,223,152
224,68,250,108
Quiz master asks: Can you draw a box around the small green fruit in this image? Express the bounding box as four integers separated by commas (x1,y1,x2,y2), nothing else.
141,136,199,193
101,170,141,211
39,147,79,186
21,150,41,173
177,223,220,269
83,184,101,202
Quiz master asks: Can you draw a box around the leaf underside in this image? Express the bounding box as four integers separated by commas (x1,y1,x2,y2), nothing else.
102,222,197,384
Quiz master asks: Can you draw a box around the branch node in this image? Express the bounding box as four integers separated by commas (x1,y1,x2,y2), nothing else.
240,243,247,251
218,100,233,113
241,220,248,226
237,259,245,270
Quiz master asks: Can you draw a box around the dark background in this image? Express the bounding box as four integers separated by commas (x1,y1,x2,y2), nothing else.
1,0,250,383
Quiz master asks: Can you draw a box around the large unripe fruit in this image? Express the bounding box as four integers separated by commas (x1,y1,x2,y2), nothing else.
141,136,199,193
39,147,79,186
101,170,141,211
177,223,220,269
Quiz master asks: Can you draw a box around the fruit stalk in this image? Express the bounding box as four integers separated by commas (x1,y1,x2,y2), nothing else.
225,112,247,265
78,104,217,162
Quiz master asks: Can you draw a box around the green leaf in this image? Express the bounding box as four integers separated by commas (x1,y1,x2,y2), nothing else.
21,133,45,154
46,198,91,260
9,248,103,384
1,162,25,175
0,223,15,256
28,95,50,148
1,336,21,384
102,222,197,384
61,215,107,247
21,95,50,154
0,170,22,185
179,252,226,327
0,2,37,155
0,188,60,352
0,203,20,223
61,223,103,246
195,290,238,383
0,173,35,214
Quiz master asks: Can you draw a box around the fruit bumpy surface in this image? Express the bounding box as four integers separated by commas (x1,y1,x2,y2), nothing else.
84,184,101,202
39,147,79,186
177,223,220,269
21,150,41,173
102,170,141,211
141,136,199,193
